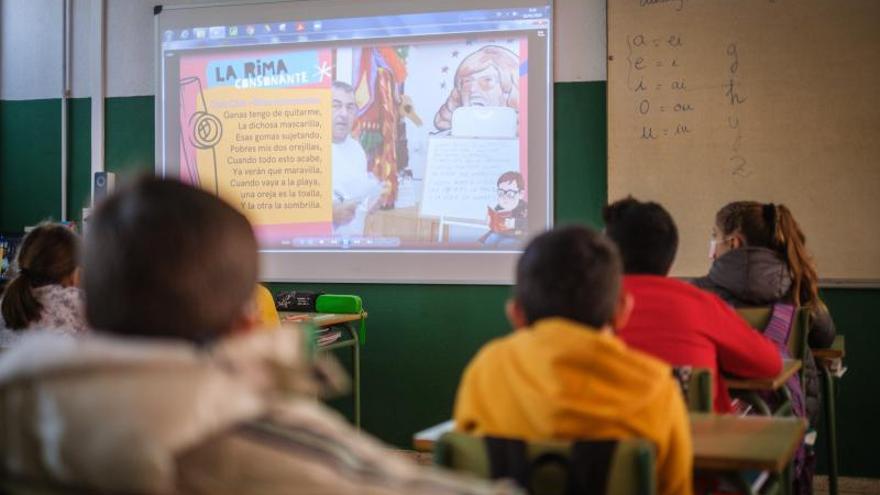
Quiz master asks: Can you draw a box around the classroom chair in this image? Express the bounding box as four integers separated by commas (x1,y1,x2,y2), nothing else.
734,306,809,417
434,431,656,495
671,366,713,413
0,478,75,495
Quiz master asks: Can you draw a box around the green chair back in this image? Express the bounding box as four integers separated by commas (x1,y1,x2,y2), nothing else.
671,366,714,413
434,432,656,495
736,306,810,364
0,479,78,495
736,305,811,417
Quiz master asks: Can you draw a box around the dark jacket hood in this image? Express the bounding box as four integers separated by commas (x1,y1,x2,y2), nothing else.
699,247,792,306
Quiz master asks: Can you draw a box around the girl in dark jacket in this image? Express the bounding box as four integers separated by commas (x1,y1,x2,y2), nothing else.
694,201,835,495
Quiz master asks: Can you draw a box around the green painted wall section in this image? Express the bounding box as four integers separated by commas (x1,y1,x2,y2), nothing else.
1,83,878,477
819,289,880,476
0,97,153,230
0,99,62,231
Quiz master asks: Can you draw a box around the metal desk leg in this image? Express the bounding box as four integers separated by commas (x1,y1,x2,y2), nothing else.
351,323,361,429
822,367,838,495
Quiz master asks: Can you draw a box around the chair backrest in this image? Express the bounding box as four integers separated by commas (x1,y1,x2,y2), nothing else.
0,479,79,495
736,306,810,363
671,366,713,413
434,432,656,495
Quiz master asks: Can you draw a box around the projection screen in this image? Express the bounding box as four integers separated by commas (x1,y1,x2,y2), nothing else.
155,0,553,283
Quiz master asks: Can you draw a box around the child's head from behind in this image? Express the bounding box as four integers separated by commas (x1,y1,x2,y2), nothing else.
511,225,627,330
603,197,679,276
714,201,818,306
84,177,258,344
1,223,80,329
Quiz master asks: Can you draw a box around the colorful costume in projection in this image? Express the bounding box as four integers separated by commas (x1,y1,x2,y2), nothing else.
352,47,410,208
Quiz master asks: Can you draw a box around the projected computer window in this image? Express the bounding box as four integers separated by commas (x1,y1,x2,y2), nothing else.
157,1,551,283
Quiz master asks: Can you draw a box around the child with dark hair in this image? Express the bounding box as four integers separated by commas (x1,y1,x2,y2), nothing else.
603,197,781,414
455,225,693,495
0,223,86,347
696,201,835,494
0,178,512,495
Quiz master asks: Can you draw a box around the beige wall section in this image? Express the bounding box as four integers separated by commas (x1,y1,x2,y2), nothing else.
607,0,880,281
555,0,605,82
1,0,606,100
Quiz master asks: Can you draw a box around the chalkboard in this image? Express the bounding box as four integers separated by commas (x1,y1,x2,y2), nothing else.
608,0,880,283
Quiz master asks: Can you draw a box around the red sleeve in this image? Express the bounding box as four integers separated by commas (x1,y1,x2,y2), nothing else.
709,296,783,379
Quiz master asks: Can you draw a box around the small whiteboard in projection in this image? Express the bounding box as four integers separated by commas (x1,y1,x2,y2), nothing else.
420,137,520,221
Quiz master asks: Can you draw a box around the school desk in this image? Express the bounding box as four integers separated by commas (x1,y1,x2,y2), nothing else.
725,359,802,391
726,359,802,417
280,311,367,428
413,415,805,485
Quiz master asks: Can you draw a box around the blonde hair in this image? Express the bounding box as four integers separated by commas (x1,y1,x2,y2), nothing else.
434,45,520,131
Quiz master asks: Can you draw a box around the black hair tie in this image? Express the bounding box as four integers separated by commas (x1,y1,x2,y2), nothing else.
763,203,777,230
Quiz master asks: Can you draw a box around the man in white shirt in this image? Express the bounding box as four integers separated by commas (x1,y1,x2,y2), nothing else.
331,81,382,236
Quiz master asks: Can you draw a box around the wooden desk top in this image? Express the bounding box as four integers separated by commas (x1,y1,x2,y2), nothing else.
279,311,365,328
413,420,454,453
413,415,804,473
726,359,801,391
690,413,805,472
812,335,845,360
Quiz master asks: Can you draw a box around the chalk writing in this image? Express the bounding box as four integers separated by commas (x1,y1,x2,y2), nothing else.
625,31,694,142
725,42,749,177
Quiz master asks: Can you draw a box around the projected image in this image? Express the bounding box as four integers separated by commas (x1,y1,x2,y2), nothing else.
174,37,529,249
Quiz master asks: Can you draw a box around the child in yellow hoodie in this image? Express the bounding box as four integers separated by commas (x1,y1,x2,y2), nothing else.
454,225,693,495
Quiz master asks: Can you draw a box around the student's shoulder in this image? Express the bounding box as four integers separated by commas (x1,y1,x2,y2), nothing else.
469,333,517,363
615,335,674,377
625,274,702,297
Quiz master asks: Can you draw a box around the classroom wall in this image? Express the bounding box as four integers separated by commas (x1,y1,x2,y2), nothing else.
1,0,878,478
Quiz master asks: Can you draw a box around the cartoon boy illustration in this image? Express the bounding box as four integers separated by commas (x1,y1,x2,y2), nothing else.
481,171,527,246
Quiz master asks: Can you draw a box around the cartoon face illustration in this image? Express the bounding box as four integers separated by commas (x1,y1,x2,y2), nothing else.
497,178,523,212
460,66,507,107
434,45,520,130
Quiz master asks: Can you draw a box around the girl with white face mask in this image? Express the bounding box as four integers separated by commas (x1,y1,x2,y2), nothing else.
694,201,836,495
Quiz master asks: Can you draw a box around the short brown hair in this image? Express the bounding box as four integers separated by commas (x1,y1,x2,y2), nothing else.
84,177,258,344
514,225,622,328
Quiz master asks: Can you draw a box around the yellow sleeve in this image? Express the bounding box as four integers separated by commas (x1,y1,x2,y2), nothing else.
657,379,694,495
254,284,281,330
452,359,482,434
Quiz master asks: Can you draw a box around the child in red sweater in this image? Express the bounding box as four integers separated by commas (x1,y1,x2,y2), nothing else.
603,197,781,413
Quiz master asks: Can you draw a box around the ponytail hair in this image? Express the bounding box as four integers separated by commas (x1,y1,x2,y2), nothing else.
774,204,819,308
1,223,80,329
715,201,820,308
